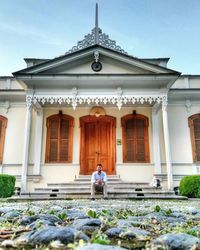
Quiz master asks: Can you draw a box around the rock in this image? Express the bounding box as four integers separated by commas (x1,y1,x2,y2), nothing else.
60,209,88,220
170,212,186,219
105,228,122,238
17,226,89,245
123,227,150,240
105,227,150,240
38,214,62,224
18,215,38,225
76,243,127,250
19,214,62,226
164,217,186,226
3,211,21,220
1,240,16,247
48,205,63,211
29,219,55,229
144,212,166,221
73,218,102,235
151,233,200,250
117,219,132,228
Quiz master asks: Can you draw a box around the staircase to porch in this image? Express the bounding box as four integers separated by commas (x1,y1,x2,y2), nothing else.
17,175,187,200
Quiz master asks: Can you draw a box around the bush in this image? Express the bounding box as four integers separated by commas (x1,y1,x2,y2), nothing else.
179,175,200,198
0,174,16,198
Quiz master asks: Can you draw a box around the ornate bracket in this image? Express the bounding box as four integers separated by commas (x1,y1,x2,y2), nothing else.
27,94,168,110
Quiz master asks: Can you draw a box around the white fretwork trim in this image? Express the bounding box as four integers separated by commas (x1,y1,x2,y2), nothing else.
65,27,128,56
27,94,167,110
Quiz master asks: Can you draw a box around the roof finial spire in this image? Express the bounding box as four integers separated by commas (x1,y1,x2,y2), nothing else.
95,3,99,44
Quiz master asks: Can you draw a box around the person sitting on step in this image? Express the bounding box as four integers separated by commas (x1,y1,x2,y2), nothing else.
91,163,108,200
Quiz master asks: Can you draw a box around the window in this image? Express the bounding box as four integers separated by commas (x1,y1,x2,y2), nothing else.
0,116,7,164
121,114,150,163
188,114,200,162
45,113,74,163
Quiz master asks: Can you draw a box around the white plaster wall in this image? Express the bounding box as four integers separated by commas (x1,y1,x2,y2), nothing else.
172,77,200,89
190,79,200,88
168,106,192,164
0,79,23,90
166,104,200,178
1,107,26,164
171,78,187,89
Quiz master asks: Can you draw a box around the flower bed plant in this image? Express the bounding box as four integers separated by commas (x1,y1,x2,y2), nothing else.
179,175,200,198
0,174,16,197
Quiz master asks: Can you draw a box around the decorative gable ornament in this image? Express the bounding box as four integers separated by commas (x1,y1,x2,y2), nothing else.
65,4,128,56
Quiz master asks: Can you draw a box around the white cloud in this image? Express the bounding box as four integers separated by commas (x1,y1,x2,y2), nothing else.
0,21,70,48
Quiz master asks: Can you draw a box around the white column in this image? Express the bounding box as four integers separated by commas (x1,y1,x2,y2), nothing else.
152,105,162,175
34,108,43,175
21,105,32,193
162,102,173,190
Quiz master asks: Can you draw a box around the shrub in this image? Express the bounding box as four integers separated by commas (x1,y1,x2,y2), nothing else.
0,174,16,198
179,175,200,198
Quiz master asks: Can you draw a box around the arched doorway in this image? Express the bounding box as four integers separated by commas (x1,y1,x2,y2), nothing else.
80,115,116,175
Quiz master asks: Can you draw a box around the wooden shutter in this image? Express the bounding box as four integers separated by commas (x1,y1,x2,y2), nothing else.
49,119,59,162
121,114,149,163
135,118,146,162
125,119,135,161
194,118,200,161
0,116,7,164
45,114,74,163
60,119,69,162
189,114,200,162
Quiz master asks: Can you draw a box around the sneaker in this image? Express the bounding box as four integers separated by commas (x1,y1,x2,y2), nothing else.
103,197,108,200
91,197,95,201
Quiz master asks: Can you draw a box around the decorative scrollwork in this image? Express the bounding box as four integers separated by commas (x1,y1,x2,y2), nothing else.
27,94,167,110
65,27,128,55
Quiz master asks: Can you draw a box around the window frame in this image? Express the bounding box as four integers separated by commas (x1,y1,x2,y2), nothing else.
121,114,150,163
0,116,8,164
188,113,200,163
45,113,74,163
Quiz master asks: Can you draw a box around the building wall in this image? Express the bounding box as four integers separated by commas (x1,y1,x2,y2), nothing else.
1,75,200,191
1,102,199,191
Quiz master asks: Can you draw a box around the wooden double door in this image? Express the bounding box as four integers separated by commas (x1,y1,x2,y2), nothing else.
80,115,116,175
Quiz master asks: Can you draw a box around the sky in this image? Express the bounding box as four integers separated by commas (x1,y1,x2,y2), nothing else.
0,0,200,76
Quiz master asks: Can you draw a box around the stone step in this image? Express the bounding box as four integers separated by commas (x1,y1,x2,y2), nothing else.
47,181,150,187
10,195,188,201
35,187,162,192
77,175,120,178
16,192,187,200
32,190,174,195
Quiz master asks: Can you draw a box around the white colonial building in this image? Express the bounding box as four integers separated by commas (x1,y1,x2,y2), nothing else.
0,5,200,194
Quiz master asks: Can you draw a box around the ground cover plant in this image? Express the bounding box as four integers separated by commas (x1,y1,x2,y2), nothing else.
0,174,15,198
0,199,200,249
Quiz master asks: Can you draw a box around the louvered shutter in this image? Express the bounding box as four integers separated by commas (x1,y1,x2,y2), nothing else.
194,118,200,161
60,118,69,162
0,116,7,164
49,119,59,162
135,118,146,162
122,114,149,163
0,120,2,142
125,119,135,161
46,114,74,163
0,120,2,163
